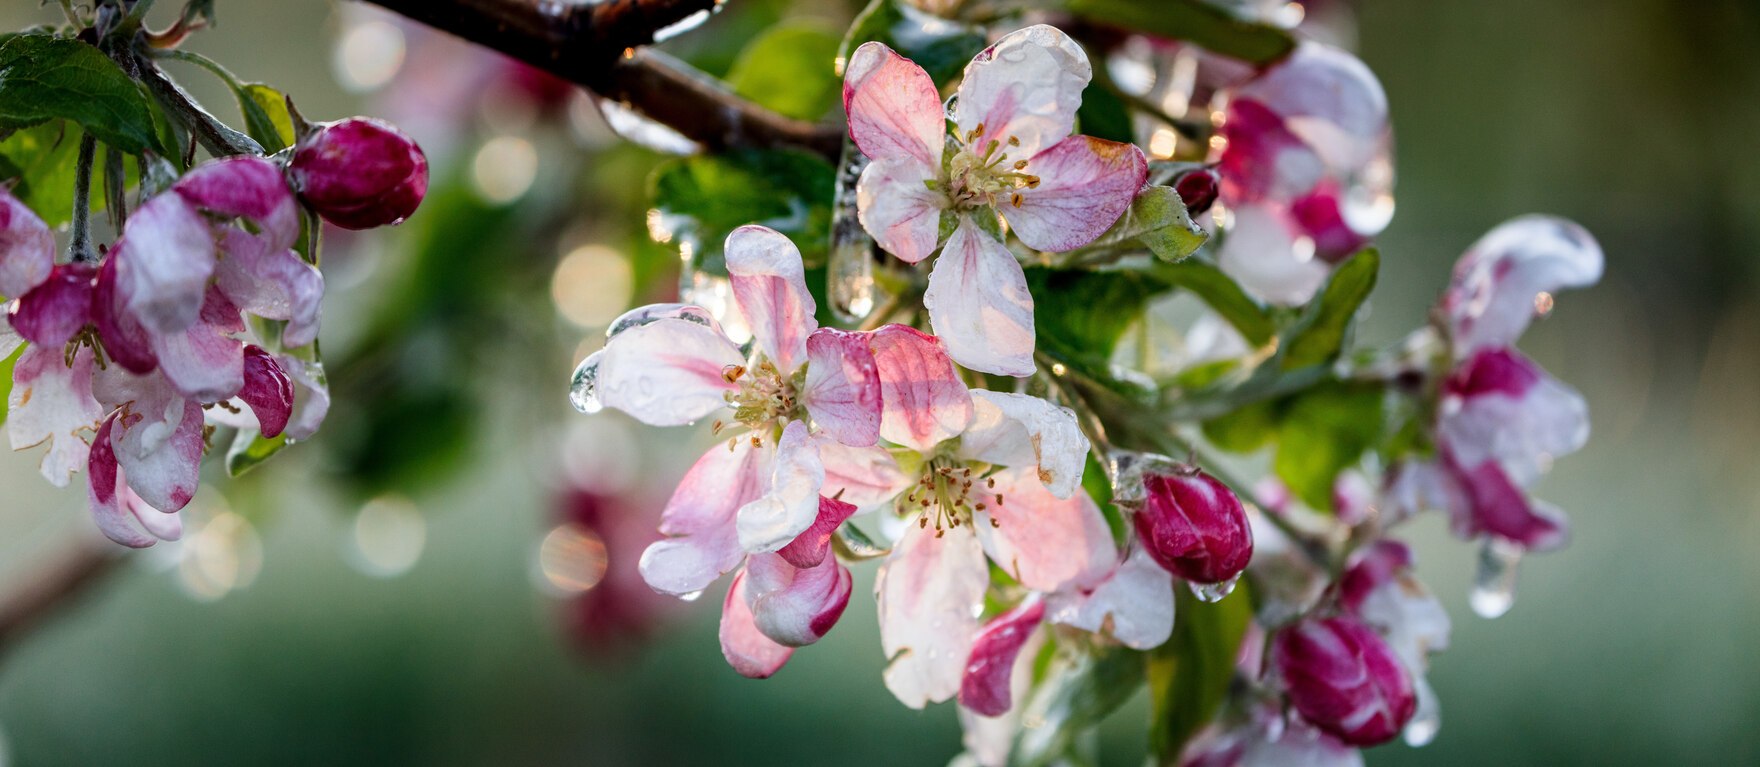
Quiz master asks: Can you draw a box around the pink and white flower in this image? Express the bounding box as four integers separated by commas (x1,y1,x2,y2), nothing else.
844,25,1148,375
1337,539,1451,746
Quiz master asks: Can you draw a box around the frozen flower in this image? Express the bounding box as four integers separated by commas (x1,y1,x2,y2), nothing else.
1180,701,1365,767
844,25,1148,375
1337,539,1450,746
1438,215,1603,357
1271,615,1416,747
1128,464,1254,586
290,117,429,230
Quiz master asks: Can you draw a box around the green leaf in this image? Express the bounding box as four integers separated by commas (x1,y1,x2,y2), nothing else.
727,22,842,122
1103,185,1208,262
0,341,24,427
649,148,834,273
1201,398,1277,453
0,120,83,227
1149,260,1274,347
838,0,986,86
1282,248,1378,370
1148,584,1254,764
1274,381,1385,511
1076,81,1134,144
0,36,163,155
1066,0,1297,66
1026,267,1170,379
1014,647,1146,767
226,429,290,477
234,83,294,152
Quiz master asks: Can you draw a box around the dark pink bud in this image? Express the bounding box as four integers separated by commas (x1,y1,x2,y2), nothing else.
289,117,428,230
1133,470,1253,585
1174,168,1220,217
239,345,295,438
959,594,1044,716
9,263,95,347
1272,615,1416,746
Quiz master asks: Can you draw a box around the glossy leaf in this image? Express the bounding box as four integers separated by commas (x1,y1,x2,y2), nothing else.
0,120,83,226
1014,646,1146,767
1104,185,1208,262
226,428,289,477
649,148,834,273
0,36,163,155
1275,381,1385,511
728,22,842,122
1282,248,1379,370
1149,260,1274,347
1148,583,1254,764
235,83,294,152
838,0,986,86
1066,0,1297,66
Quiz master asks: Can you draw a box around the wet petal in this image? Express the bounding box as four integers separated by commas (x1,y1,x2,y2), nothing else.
91,365,183,456
1218,97,1327,205
959,593,1045,716
1006,136,1146,253
719,571,793,678
955,25,1090,160
958,390,1088,499
973,468,1115,592
957,625,1047,767
746,551,854,647
1217,203,1330,306
214,227,324,348
280,355,330,441
0,190,54,299
803,327,882,447
857,157,945,264
239,345,294,438
639,439,769,596
726,225,815,373
597,317,743,426
777,496,858,569
816,436,912,513
116,193,217,335
924,219,1035,377
174,156,299,251
92,256,157,374
877,521,988,708
870,324,974,451
843,41,945,169
737,420,826,554
113,398,204,512
86,415,174,548
1441,449,1568,551
9,263,95,347
1045,544,1175,650
1442,215,1604,354
1234,43,1388,174
1439,348,1588,486
149,285,245,403
9,345,104,487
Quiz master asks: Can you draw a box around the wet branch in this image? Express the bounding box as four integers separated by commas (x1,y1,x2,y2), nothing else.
359,0,845,160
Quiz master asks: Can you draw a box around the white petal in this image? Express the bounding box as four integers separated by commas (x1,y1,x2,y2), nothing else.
816,435,912,513
725,225,815,373
736,421,826,553
1443,215,1604,354
955,25,1090,160
1045,544,1175,650
597,318,743,426
8,345,103,487
958,390,1088,499
877,521,988,708
1218,203,1330,306
973,468,1115,593
856,157,945,265
117,193,217,336
924,218,1035,377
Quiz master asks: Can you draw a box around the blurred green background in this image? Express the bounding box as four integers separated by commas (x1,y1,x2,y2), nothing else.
1,1,1757,765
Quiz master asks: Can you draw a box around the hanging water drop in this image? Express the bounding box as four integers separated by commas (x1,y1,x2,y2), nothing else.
606,302,724,339
1189,574,1239,603
569,350,605,414
827,143,889,323
943,93,960,122
679,589,705,603
1403,678,1442,747
1469,537,1523,618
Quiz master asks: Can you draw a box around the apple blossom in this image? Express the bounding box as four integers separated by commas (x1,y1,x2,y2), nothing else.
289,117,429,230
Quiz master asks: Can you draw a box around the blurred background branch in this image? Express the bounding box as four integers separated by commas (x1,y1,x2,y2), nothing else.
0,537,122,661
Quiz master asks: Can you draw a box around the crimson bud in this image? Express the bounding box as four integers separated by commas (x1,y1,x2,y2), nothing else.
1272,615,1417,746
289,117,427,230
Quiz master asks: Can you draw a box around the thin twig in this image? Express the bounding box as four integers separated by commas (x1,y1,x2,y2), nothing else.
68,134,99,264
138,57,264,158
0,535,125,660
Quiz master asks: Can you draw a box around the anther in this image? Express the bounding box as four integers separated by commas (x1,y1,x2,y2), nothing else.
990,517,1000,528
919,516,928,528
750,436,761,447
1013,160,1028,170
976,502,987,511
721,364,745,383
987,477,995,489
1007,136,1019,146
1011,194,1023,208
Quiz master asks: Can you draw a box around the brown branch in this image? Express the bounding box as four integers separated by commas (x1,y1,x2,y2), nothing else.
0,534,125,660
359,0,846,160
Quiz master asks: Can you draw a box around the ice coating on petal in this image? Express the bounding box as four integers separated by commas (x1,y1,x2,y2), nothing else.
973,468,1115,592
843,41,946,170
569,349,604,414
1044,544,1175,650
1274,615,1417,747
745,551,853,647
1235,43,1388,173
606,302,723,340
955,25,1090,161
726,225,816,373
777,495,859,569
9,345,104,487
1440,449,1569,552
924,218,1035,377
816,436,912,513
719,571,794,678
959,593,1045,716
958,390,1088,499
0,189,54,299
1439,348,1589,487
870,324,973,452
639,440,768,596
10,263,95,347
1217,202,1330,306
1442,215,1603,354
856,157,945,264
1134,470,1254,585
86,415,182,548
596,318,743,426
736,421,826,554
174,156,300,250
239,345,294,438
280,355,330,441
1219,98,1329,206
116,192,217,336
213,227,324,348
112,398,204,512
803,327,883,447
150,285,245,403
877,521,988,709
1005,136,1146,253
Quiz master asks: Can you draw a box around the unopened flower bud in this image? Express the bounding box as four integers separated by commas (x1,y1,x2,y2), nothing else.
1173,168,1220,217
1132,469,1252,585
289,117,427,230
1272,615,1416,746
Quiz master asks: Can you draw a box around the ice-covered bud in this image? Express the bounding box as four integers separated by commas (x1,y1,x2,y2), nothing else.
289,117,428,230
1173,168,1220,217
1131,469,1253,585
1272,615,1416,747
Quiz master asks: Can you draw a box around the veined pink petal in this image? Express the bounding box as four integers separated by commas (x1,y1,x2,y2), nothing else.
92,256,157,374
149,285,245,403
239,345,294,438
877,521,989,709
958,390,1088,499
1217,202,1330,306
114,398,204,512
86,415,183,548
639,439,769,596
719,571,793,678
973,468,1115,592
116,193,217,336
1045,544,1175,650
1006,136,1146,253
803,327,882,447
856,157,945,264
956,625,1047,767
214,227,324,348
1438,348,1588,487
955,25,1090,161
726,225,815,373
597,317,743,427
174,156,300,252
843,41,945,169
8,345,104,487
924,218,1035,376
777,496,858,569
870,324,973,452
745,551,853,647
816,436,912,513
959,593,1045,716
1440,449,1567,551
1442,215,1603,354
0,190,54,299
280,355,330,441
92,365,183,457
736,420,826,554
9,263,95,347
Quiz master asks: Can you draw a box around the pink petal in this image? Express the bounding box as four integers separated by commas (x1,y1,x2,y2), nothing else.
816,436,912,513
639,439,769,596
1217,202,1330,306
843,41,945,169
745,551,854,647
870,324,973,452
1233,43,1388,174
1044,544,1175,650
92,256,158,374
1291,181,1372,262
113,397,204,512
1218,97,1327,205
1441,449,1568,551
856,157,945,264
725,225,815,373
280,354,330,441
91,365,184,456
923,218,1035,377
955,25,1089,160
173,156,299,251
1442,215,1603,354
597,317,743,427
973,468,1115,592
8,345,104,487
9,263,95,347
116,193,217,336
1438,349,1588,487
959,593,1045,716
777,495,858,569
735,420,826,554
214,226,324,348
149,285,245,403
877,521,989,709
956,625,1047,766
1005,136,1146,253
958,390,1088,499
239,345,294,438
86,415,182,548
0,189,54,299
803,327,882,447
719,570,793,678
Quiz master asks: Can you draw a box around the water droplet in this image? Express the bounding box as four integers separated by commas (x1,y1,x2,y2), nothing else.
569,350,604,414
1403,678,1442,746
606,303,722,339
1189,575,1240,603
679,589,705,603
1469,538,1523,618
680,272,752,344
652,9,711,42
943,93,960,122
827,145,889,323
599,101,699,155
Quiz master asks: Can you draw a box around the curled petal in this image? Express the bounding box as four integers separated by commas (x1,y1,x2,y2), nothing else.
1005,136,1147,253
10,263,95,347
214,227,324,348
1442,215,1603,354
1218,97,1328,205
92,256,157,374
280,355,330,441
958,390,1088,499
1045,544,1175,650
871,324,973,452
113,398,204,513
149,285,245,403
639,439,769,596
974,468,1115,593
959,593,1045,716
956,625,1047,767
1439,348,1588,486
803,327,882,447
777,496,858,570
856,157,945,264
1272,615,1416,747
116,193,217,335
736,420,826,554
719,571,793,678
726,225,815,373
174,156,299,251
1234,43,1389,173
9,345,104,487
239,346,294,438
597,318,743,426
0,190,54,299
86,415,182,548
924,219,1035,377
745,551,853,647
816,437,912,513
91,365,183,457
843,41,945,169
955,25,1090,160
877,522,988,709
1441,449,1568,552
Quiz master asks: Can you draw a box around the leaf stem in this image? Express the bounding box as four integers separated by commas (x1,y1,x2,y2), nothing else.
138,58,263,158
103,146,127,231
68,134,99,265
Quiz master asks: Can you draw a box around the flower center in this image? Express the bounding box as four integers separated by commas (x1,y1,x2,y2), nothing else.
717,359,803,434
946,123,1041,211
902,458,1004,537
63,325,110,370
